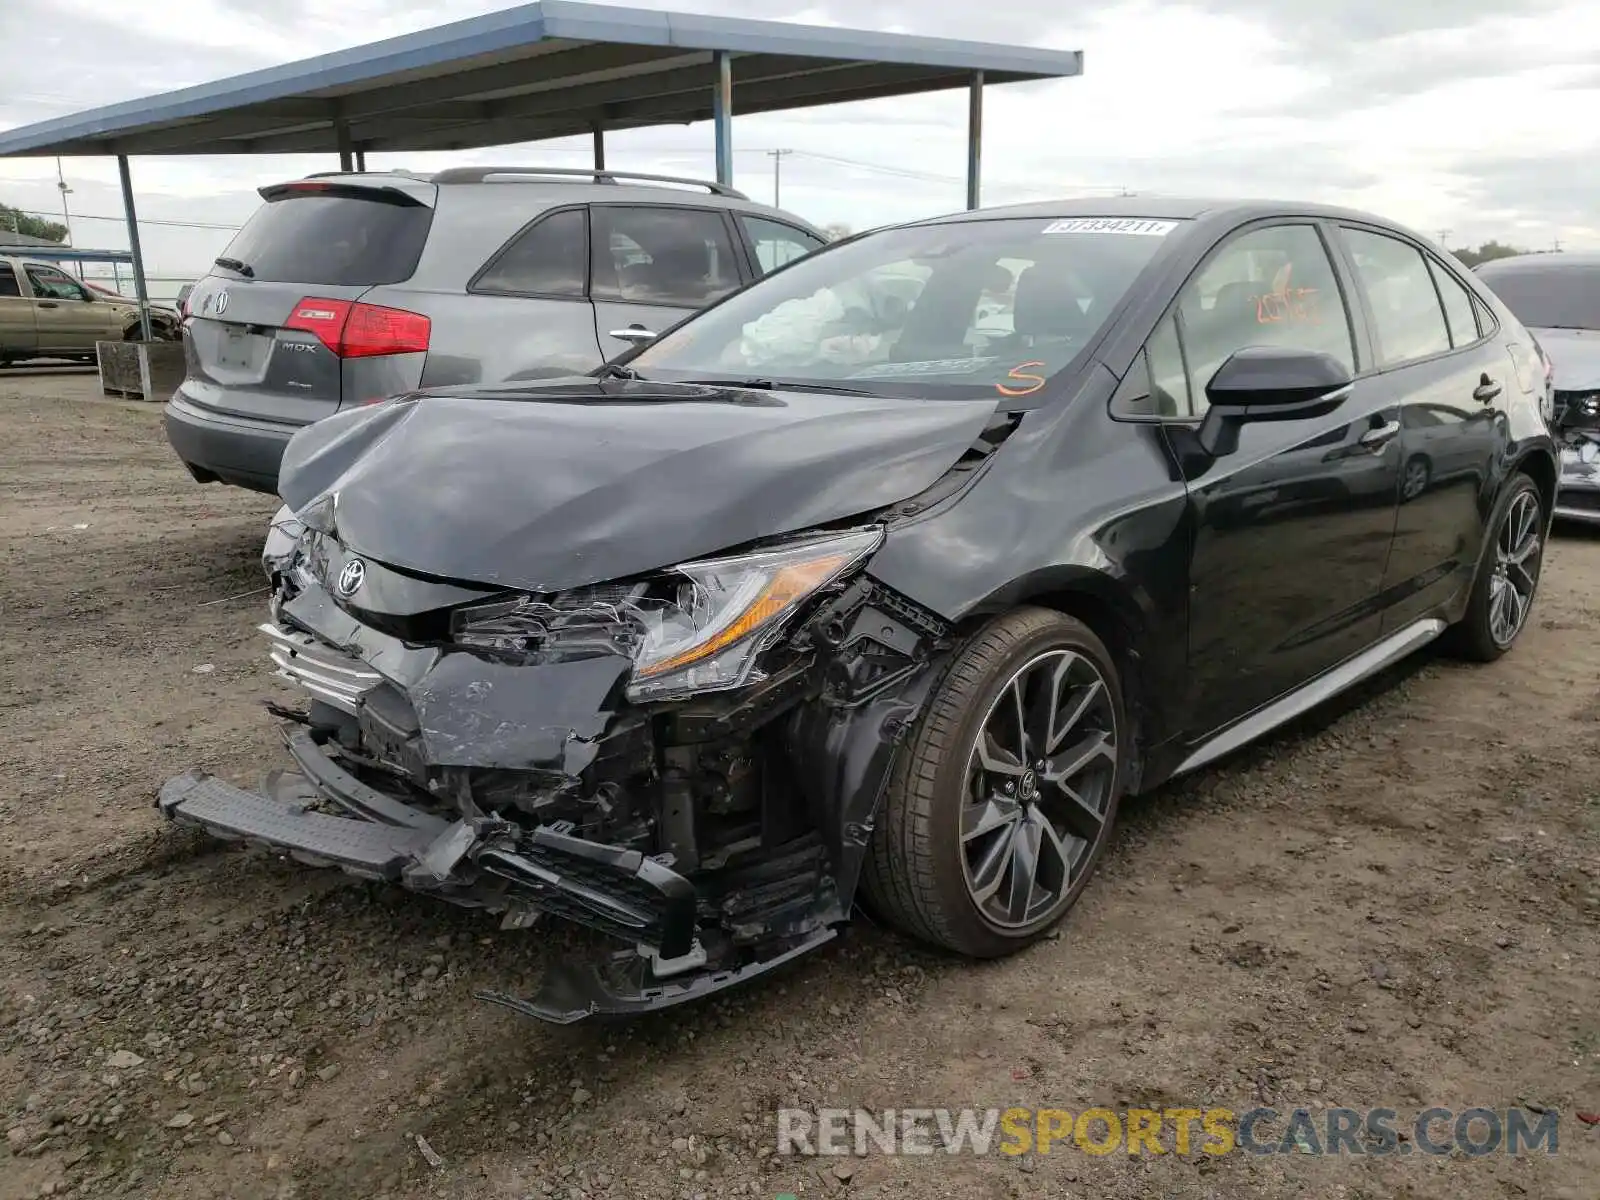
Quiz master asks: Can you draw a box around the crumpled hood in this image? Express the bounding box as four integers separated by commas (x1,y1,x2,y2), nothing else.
1534,327,1600,392
278,377,1000,592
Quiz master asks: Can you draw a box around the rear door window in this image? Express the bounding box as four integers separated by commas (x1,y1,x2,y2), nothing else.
217,190,433,286
590,206,742,307
0,263,20,297
1339,228,1452,367
740,215,826,275
472,208,588,297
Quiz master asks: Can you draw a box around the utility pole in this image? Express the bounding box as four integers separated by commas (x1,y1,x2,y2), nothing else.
1437,228,1452,248
767,148,792,208
55,156,79,276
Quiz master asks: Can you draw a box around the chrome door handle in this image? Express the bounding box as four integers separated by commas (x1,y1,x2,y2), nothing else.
608,326,656,344
1359,419,1401,449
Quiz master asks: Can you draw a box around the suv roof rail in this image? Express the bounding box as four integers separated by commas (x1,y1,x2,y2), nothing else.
428,166,749,200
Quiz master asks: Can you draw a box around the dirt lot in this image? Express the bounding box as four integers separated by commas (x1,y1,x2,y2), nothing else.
1,372,1596,1200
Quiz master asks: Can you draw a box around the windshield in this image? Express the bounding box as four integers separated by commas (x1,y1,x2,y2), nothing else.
1477,260,1600,330
629,216,1184,399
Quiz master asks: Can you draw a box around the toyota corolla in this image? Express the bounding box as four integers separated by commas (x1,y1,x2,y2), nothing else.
159,199,1557,1023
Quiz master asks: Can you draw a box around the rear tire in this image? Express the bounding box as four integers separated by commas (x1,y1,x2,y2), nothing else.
1446,474,1544,662
862,606,1126,958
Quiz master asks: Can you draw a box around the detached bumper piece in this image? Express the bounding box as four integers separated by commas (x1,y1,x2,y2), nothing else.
157,736,701,987
476,926,838,1024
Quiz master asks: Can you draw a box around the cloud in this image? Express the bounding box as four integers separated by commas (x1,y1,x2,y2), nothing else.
0,0,1597,292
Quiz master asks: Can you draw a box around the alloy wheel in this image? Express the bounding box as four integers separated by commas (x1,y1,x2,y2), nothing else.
960,649,1118,932
1488,489,1542,647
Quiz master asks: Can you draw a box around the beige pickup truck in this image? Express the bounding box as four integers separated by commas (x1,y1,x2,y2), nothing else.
0,254,169,365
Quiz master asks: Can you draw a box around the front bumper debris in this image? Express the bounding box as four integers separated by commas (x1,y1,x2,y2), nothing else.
164,521,951,1023
158,728,848,1023
1556,445,1600,523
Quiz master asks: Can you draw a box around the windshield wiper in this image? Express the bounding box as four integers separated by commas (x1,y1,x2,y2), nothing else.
213,256,255,278
678,377,880,397
595,362,644,381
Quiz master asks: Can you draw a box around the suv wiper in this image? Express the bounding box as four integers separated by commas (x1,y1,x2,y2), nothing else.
213,256,255,278
595,362,643,381
679,377,879,397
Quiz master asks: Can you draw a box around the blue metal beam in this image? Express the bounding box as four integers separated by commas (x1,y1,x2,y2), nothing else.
115,155,153,341
712,50,733,188
0,245,133,263
966,71,984,211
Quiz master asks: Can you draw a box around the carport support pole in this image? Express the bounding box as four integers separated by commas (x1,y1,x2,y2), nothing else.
966,71,984,210
713,50,733,188
592,123,606,171
354,148,367,172
115,155,153,342
335,117,354,172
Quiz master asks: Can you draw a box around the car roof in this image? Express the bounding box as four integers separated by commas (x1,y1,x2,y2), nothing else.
271,169,823,232
912,195,1427,231
1477,252,1600,272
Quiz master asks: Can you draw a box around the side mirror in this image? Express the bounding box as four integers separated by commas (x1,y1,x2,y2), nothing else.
1197,347,1353,457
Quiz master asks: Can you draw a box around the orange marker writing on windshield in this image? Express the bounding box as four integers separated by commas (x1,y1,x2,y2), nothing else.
996,361,1047,397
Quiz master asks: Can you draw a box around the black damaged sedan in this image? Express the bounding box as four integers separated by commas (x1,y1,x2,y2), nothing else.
161,199,1558,1022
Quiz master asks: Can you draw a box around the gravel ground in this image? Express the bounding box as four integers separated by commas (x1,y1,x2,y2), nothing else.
1,373,1597,1200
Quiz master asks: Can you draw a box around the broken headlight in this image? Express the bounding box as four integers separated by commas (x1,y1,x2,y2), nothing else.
450,528,883,701
627,528,883,701
261,504,307,578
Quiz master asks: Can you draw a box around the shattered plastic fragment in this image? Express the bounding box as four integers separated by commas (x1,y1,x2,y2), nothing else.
415,1133,444,1168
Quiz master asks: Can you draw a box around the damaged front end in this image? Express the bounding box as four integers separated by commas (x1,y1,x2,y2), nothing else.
160,505,952,1023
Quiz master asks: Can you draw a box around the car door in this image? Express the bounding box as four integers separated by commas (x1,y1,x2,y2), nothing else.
453,204,603,384
1127,220,1402,732
735,214,827,278
0,260,36,356
1332,225,1511,631
23,263,105,351
588,204,746,360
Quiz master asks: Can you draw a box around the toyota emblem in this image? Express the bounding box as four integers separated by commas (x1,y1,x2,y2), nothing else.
213,288,229,315
335,558,366,598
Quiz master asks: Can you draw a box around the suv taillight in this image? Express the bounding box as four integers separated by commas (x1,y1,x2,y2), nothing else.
285,297,430,358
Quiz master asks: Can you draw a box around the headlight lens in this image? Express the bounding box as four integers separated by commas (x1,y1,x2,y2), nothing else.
449,527,883,701
627,527,882,700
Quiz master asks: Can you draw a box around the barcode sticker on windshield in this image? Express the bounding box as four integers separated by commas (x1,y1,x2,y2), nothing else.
1043,218,1179,236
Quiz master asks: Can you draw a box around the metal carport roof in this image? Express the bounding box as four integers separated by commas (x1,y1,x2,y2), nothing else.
0,1,1081,338
0,1,1081,162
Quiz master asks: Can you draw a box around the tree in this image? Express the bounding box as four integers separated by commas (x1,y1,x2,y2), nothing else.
822,222,852,242
1450,240,1525,268
0,202,67,243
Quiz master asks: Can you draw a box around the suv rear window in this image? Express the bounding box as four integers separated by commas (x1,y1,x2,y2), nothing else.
218,191,433,286
1476,260,1600,331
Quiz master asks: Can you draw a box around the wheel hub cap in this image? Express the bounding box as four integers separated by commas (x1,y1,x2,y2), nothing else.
959,648,1118,932
1489,490,1542,648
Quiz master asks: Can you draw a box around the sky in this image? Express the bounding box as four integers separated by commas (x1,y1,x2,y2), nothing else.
1,0,1597,287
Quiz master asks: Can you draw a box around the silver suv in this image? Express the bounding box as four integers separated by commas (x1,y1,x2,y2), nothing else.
165,167,829,493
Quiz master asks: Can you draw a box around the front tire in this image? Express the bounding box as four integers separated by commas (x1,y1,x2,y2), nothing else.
862,607,1126,958
1448,474,1545,662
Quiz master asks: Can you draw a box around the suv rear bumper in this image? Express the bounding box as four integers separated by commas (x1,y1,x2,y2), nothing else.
164,392,302,493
